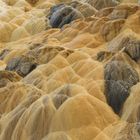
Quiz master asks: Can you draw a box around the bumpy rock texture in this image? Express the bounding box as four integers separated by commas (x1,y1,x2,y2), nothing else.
0,0,140,140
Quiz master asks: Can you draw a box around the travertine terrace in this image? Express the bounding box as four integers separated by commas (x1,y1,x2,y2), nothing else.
0,0,140,140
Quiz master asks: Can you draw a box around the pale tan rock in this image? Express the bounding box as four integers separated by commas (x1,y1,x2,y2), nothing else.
0,22,17,42
42,132,72,140
108,3,139,20
100,19,125,41
10,26,30,41
49,94,118,132
84,0,118,10
123,11,140,34
0,1,140,140
122,82,140,122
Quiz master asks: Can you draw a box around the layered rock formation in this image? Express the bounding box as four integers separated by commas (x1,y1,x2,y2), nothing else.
0,0,140,140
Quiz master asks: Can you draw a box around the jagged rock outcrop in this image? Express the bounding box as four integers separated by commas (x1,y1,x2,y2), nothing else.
104,60,139,114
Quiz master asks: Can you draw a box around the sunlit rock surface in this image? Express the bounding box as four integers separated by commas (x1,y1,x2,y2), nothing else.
0,0,140,140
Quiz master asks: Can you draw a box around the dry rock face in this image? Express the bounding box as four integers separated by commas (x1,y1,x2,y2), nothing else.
0,0,140,140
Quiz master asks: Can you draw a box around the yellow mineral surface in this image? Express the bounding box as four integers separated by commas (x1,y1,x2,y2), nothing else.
0,0,140,140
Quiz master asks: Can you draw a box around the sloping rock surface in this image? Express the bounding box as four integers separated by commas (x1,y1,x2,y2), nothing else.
0,0,140,140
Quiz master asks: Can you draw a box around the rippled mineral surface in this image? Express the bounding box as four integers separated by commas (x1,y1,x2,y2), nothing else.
0,0,140,140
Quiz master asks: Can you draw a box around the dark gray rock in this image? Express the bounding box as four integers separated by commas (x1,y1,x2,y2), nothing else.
48,1,96,19
5,55,38,77
49,6,83,28
48,3,65,20
108,34,140,61
104,60,139,84
104,60,139,114
105,80,130,114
